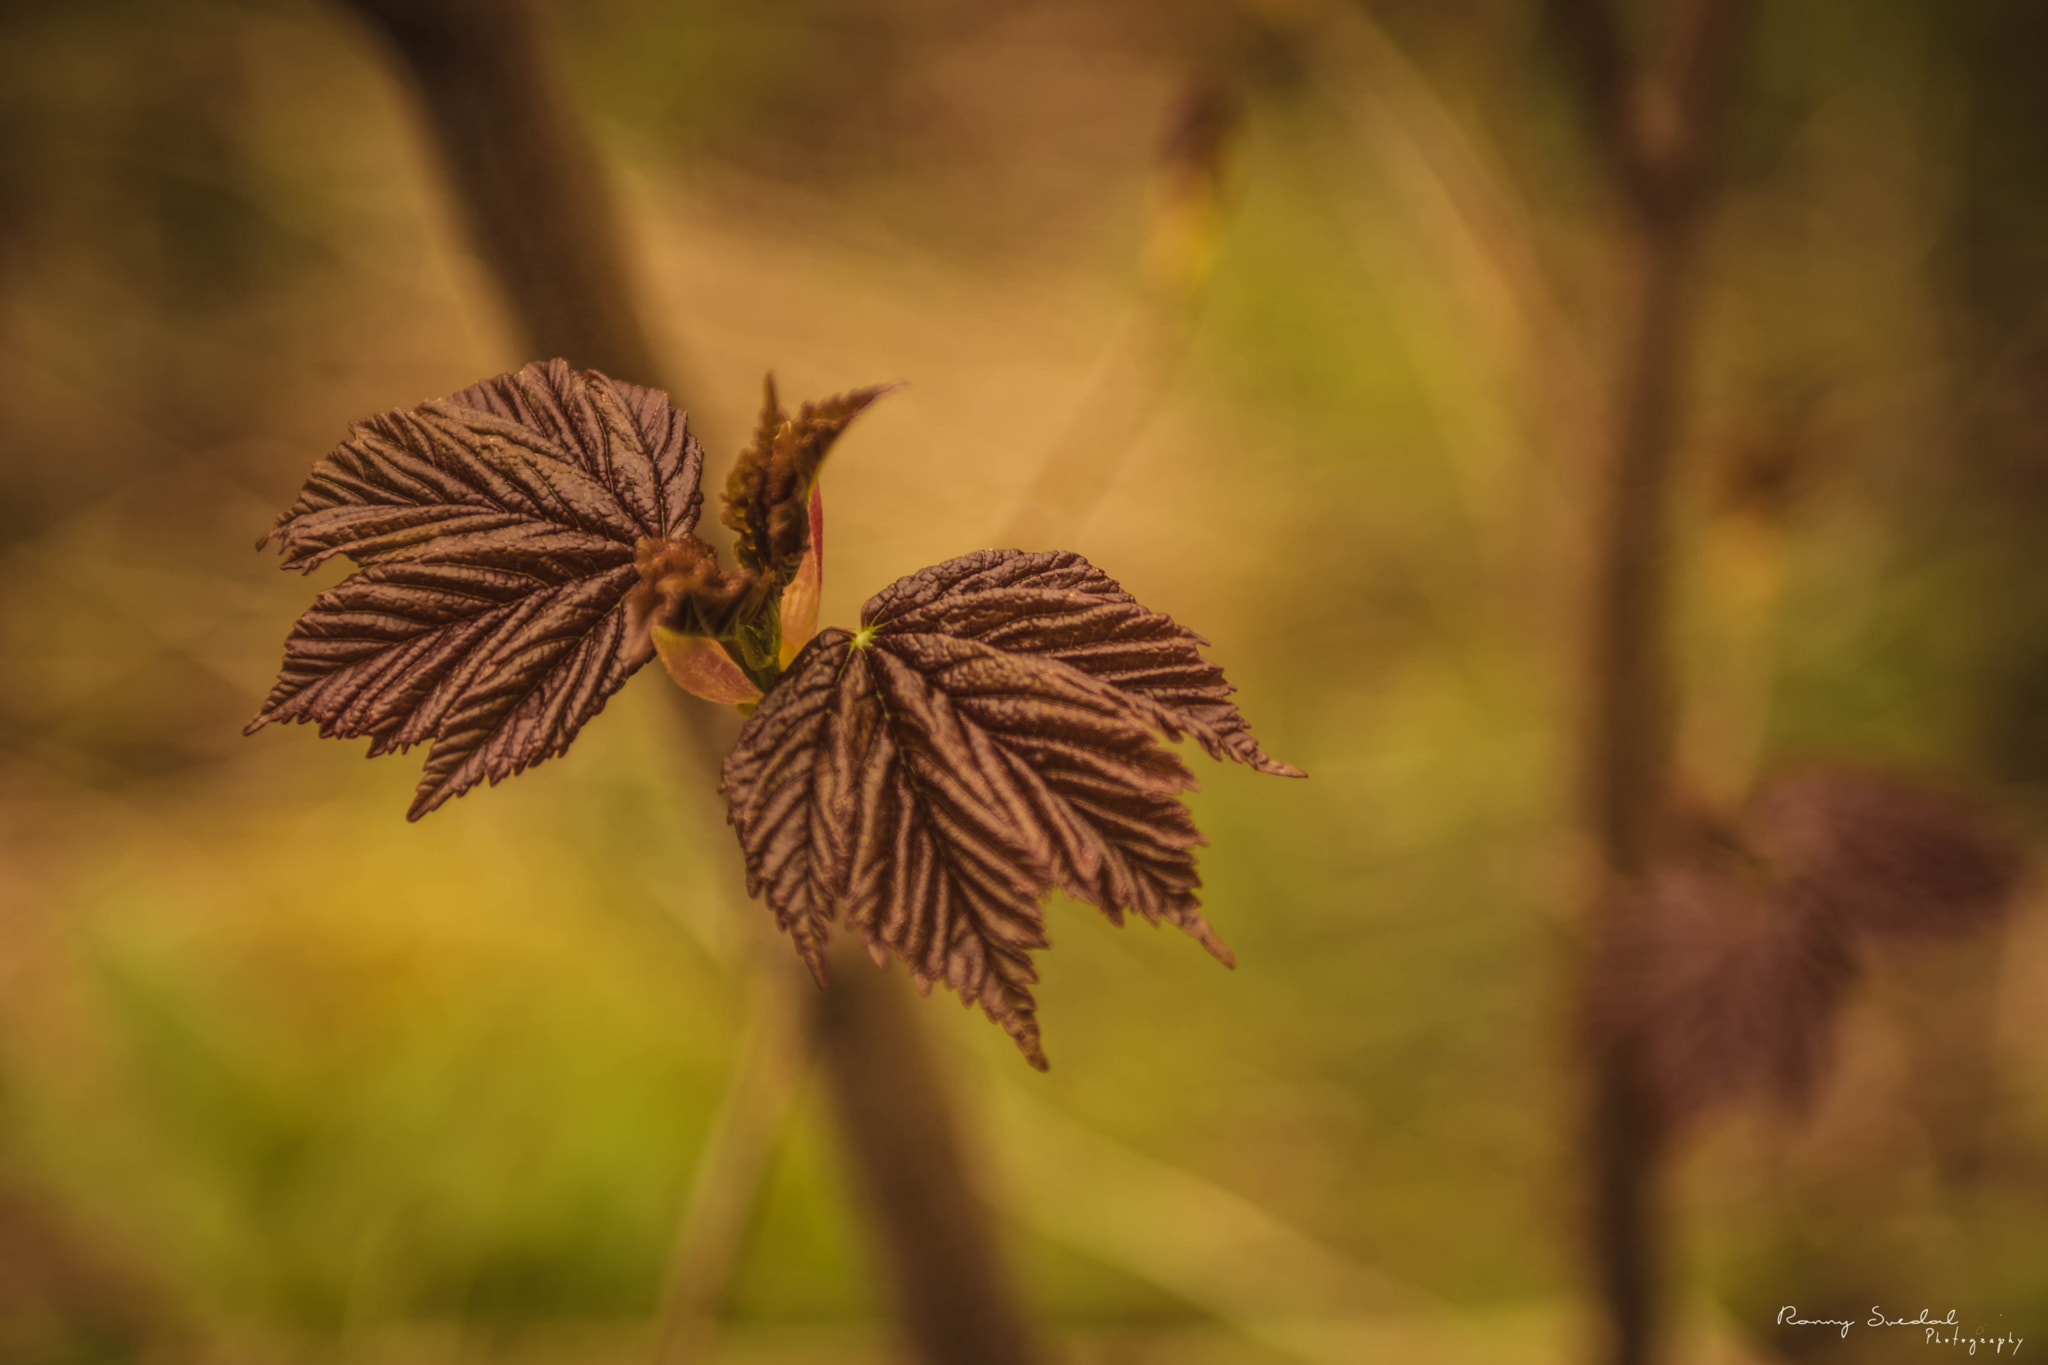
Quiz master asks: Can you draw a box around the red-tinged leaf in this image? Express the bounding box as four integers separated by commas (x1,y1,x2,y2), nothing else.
1747,766,2024,938
250,361,705,817
720,632,870,985
721,552,1296,1067
777,486,825,665
652,626,762,705
860,549,1303,777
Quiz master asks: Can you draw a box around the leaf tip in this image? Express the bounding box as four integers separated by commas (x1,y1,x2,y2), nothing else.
1184,915,1236,967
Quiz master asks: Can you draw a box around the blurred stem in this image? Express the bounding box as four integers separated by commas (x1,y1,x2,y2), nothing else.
814,939,1038,1365
1546,0,1753,1363
339,0,661,387
336,5,1040,1362
1579,219,1691,1365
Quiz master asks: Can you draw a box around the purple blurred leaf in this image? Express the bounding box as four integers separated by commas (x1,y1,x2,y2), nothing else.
1748,766,2023,938
1592,842,1858,1125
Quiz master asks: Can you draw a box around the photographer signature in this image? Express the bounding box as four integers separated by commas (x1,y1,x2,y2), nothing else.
1777,1306,2023,1354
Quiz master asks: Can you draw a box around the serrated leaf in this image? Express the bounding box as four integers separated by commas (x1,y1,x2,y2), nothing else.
721,376,892,578
250,361,704,818
721,549,1299,1067
860,549,1303,777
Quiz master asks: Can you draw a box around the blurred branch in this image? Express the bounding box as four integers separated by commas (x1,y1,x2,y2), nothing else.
1547,0,1661,216
340,0,661,386
816,939,1038,1365
1548,0,1752,225
332,4,1041,1363
1545,2,1755,1364
1665,0,1754,194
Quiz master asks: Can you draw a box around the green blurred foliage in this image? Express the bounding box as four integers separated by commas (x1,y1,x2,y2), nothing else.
0,0,2045,1361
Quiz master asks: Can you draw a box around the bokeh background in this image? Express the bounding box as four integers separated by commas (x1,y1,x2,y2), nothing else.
2,0,2047,1361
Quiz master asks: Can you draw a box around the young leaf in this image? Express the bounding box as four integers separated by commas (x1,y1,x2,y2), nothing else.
722,549,1300,1068
628,378,890,695
249,360,704,818
721,377,893,579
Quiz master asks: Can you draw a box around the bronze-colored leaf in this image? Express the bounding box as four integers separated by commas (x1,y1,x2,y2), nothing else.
721,376,893,578
1748,766,2023,939
1590,844,1858,1126
262,358,702,572
859,549,1303,777
250,361,704,818
722,551,1299,1068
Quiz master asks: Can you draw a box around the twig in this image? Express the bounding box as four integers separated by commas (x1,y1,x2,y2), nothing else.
1542,2,1754,1364
1547,0,1663,216
341,0,660,386
814,938,1037,1365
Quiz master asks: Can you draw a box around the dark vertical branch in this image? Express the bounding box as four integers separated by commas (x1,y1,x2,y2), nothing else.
1665,0,1754,181
333,5,1040,1362
1545,1,1753,1364
815,941,1039,1365
1546,0,1661,213
341,0,660,386
1578,226,1693,1365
